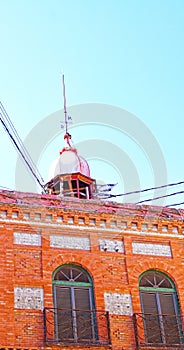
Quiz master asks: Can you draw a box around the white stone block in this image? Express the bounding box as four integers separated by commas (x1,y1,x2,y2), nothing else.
104,292,133,315
99,239,124,253
14,232,41,246
132,242,171,257
14,287,44,310
50,235,90,250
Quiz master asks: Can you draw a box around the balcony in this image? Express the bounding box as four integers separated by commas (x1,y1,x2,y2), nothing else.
133,313,184,349
44,308,111,346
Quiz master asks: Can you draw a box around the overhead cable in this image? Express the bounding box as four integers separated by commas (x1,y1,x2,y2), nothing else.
108,180,184,199
0,102,44,182
166,202,184,208
136,190,184,205
0,103,45,191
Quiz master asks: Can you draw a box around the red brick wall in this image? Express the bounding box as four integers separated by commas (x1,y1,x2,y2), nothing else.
0,201,184,350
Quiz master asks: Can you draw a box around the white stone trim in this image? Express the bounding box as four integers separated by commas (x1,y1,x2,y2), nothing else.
132,242,172,257
50,235,90,250
13,232,41,246
104,292,133,315
14,287,44,310
99,239,124,252
0,218,183,238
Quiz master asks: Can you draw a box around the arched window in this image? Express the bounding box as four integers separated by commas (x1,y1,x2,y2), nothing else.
139,270,183,345
52,264,96,343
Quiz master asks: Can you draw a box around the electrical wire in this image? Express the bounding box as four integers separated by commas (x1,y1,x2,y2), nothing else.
0,185,14,191
0,102,44,182
0,114,44,190
0,102,45,186
0,104,45,191
107,180,184,199
166,202,184,208
136,190,184,204
95,181,184,207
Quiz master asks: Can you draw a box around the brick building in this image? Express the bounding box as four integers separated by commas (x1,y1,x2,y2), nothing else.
1,133,184,350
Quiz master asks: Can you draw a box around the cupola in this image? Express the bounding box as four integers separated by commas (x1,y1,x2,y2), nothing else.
44,133,96,199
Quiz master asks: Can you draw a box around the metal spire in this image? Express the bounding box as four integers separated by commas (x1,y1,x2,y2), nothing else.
61,74,72,147
62,74,68,134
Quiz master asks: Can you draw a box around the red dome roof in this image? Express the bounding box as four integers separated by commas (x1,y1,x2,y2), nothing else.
49,148,90,179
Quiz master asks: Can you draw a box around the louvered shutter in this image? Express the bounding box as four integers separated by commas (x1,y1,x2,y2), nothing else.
55,285,74,340
74,287,94,341
140,292,162,343
159,293,180,344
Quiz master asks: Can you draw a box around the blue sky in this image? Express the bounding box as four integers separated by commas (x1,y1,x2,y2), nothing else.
0,0,184,206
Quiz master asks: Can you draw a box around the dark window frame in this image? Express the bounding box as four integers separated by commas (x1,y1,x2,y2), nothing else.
139,270,183,345
52,264,97,343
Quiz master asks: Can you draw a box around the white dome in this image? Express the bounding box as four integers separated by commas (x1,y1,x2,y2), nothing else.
49,148,90,179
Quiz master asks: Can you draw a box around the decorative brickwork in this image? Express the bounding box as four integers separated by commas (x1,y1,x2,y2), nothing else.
100,256,128,284
14,250,42,277
14,311,43,347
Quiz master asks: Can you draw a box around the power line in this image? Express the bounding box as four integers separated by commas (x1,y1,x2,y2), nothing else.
0,185,14,191
0,114,44,191
166,202,184,208
0,103,45,191
108,180,184,199
0,102,44,182
95,181,184,206
136,190,184,205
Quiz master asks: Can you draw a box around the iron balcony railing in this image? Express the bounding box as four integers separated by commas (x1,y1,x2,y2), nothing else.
44,307,111,346
133,313,184,348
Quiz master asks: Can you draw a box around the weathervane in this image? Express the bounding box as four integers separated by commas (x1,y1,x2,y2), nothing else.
61,74,73,147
